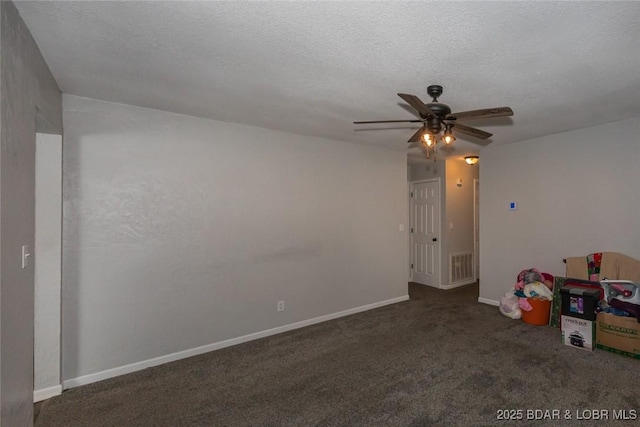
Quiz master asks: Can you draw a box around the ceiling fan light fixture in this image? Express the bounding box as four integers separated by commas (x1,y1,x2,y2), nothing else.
422,132,435,147
464,156,479,165
442,131,455,145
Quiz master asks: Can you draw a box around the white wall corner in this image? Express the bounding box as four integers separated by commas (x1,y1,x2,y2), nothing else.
33,385,62,403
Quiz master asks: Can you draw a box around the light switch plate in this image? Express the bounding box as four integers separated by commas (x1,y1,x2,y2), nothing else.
21,245,30,269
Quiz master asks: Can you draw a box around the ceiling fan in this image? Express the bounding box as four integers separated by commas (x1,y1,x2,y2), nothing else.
354,85,513,159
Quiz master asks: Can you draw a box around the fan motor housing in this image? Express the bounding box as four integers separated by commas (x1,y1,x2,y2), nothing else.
425,102,451,118
423,103,451,134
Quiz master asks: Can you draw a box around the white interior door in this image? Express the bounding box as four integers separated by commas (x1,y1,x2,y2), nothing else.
410,180,440,287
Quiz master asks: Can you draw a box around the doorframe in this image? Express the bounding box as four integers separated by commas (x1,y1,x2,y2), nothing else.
409,177,441,288
473,178,479,282
407,181,412,282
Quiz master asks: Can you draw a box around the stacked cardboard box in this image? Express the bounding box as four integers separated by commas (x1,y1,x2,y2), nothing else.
596,313,640,359
560,286,600,351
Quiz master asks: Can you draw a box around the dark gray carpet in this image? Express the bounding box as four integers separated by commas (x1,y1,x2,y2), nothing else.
36,283,639,426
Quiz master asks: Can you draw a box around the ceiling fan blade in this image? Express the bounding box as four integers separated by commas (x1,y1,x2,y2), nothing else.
354,119,424,124
407,125,426,143
453,123,492,140
397,93,434,116
451,106,513,121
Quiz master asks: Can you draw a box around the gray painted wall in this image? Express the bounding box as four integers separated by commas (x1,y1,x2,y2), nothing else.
1,6,3,412
34,134,63,398
408,159,445,182
479,117,640,304
0,1,62,424
62,95,408,382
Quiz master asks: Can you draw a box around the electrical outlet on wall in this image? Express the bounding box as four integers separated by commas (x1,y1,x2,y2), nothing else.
277,300,285,312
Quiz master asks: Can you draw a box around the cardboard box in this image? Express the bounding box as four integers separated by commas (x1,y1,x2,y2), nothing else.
561,315,595,351
595,312,640,359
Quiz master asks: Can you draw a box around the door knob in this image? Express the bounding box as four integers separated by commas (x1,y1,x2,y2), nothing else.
432,237,437,242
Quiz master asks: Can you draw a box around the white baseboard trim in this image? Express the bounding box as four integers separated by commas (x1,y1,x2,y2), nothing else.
63,294,410,390
478,297,499,306
34,384,62,402
441,279,476,290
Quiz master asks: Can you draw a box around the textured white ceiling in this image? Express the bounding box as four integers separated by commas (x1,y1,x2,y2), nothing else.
14,1,640,161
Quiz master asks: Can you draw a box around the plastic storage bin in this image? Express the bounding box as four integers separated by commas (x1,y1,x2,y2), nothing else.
560,285,600,321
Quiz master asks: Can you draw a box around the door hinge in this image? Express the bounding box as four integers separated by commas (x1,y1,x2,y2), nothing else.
410,227,414,233
411,263,414,269
410,191,414,198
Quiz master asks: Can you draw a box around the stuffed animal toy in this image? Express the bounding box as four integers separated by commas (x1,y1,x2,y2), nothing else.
516,268,544,289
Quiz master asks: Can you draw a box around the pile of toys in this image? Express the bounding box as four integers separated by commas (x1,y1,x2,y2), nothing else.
499,268,554,320
598,280,640,320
